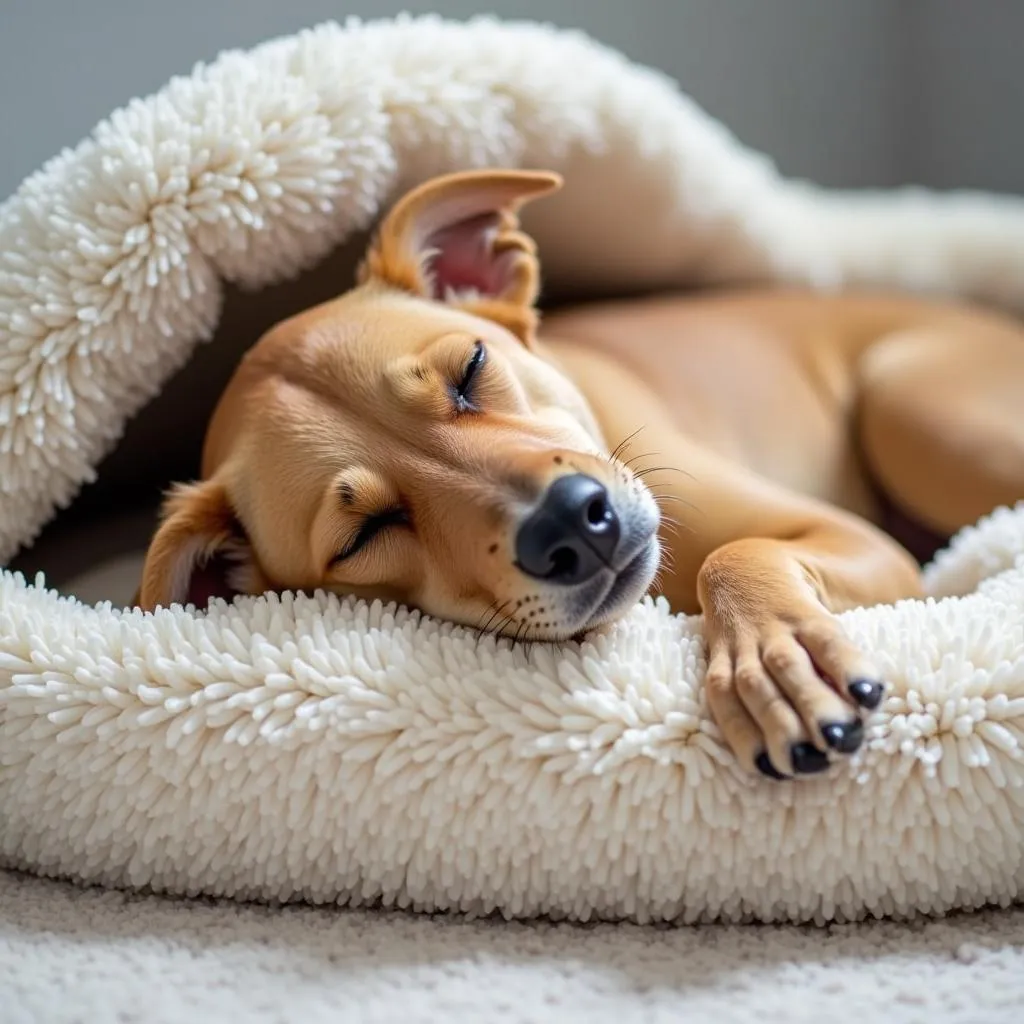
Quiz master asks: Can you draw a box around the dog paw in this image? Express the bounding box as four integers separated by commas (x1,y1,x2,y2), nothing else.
702,603,884,780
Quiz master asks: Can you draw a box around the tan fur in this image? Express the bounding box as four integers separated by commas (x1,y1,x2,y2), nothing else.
137,169,1024,779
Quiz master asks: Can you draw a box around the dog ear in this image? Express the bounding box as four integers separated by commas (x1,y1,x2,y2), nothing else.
358,169,562,342
136,478,264,612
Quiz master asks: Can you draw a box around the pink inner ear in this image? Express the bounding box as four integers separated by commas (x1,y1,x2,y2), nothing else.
425,213,516,300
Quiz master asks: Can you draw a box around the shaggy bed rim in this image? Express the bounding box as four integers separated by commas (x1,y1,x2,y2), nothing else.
2,15,1024,926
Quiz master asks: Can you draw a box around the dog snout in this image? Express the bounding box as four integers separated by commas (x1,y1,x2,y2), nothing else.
514,474,621,584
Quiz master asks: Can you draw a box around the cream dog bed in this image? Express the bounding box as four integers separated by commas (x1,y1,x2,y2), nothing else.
2,15,1024,925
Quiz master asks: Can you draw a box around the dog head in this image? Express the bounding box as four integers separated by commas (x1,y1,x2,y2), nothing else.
137,169,661,640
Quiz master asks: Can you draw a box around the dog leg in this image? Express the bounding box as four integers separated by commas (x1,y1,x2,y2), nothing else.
857,322,1024,537
643,440,924,779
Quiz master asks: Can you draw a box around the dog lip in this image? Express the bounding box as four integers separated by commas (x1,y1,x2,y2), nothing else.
579,536,659,629
610,534,650,573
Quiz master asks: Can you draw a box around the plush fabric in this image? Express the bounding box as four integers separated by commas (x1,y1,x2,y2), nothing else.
1,15,1024,925
2,503,1022,925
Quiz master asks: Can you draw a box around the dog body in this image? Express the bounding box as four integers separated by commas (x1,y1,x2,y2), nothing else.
138,170,1024,781
543,288,1024,571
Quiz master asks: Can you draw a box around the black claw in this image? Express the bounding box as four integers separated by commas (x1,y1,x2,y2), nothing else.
848,678,884,710
821,719,864,754
790,742,830,774
755,751,789,781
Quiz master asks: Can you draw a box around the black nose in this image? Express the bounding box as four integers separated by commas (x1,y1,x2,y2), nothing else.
515,474,621,584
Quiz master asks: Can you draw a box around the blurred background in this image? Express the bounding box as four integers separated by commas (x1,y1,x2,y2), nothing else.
2,0,1024,200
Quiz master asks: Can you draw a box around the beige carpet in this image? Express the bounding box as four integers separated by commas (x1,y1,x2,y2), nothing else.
3,868,1023,1023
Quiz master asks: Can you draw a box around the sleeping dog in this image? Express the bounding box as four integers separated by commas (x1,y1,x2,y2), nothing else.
136,169,1024,781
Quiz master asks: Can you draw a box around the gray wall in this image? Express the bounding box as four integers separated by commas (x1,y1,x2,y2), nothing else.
6,0,1016,201
2,1,1022,197
905,0,1024,192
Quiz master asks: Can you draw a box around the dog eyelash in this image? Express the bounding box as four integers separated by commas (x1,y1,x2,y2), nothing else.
455,340,486,407
331,507,408,565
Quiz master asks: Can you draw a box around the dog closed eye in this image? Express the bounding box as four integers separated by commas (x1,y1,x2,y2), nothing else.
331,507,410,565
453,340,486,410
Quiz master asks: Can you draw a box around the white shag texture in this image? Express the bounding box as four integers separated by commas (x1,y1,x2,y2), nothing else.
1,15,1024,924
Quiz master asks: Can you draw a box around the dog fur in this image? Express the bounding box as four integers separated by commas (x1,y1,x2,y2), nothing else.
137,170,1024,781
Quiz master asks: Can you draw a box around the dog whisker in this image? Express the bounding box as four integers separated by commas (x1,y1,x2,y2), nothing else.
621,450,662,472
650,491,702,517
474,600,499,632
492,611,518,640
654,510,687,535
654,508,698,526
608,425,647,464
653,547,676,575
513,619,529,649
634,465,696,483
478,598,512,637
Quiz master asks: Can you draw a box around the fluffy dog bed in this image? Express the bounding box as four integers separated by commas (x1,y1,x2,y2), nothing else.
2,15,1024,925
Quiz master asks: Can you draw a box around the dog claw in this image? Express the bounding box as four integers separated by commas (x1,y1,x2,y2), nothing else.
848,678,884,710
790,742,830,774
755,752,790,781
821,719,864,754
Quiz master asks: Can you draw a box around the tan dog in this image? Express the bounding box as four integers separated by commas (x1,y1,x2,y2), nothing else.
137,169,1024,781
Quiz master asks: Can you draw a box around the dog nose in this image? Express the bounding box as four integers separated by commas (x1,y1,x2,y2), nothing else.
515,474,621,584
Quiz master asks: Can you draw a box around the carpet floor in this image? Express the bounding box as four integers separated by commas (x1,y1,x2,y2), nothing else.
3,870,1023,1023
